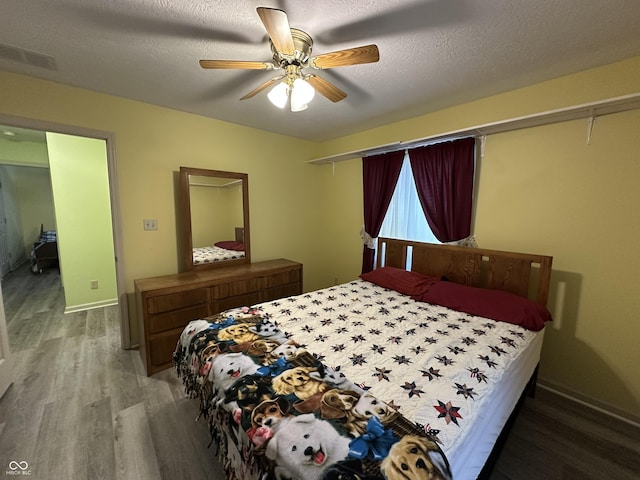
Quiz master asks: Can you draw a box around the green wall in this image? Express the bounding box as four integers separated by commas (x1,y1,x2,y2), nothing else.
0,137,48,167
46,133,117,309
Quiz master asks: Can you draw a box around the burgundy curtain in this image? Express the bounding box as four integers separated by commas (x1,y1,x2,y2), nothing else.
361,151,405,273
408,137,475,243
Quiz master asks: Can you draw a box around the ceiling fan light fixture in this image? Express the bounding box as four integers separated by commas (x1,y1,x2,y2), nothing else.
200,8,380,108
290,102,307,112
290,77,315,112
267,81,289,109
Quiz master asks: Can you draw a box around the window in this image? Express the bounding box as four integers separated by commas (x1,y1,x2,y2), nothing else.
379,152,440,244
363,137,475,273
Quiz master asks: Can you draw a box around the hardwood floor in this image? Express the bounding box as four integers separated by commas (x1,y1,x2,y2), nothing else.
1,264,638,479
0,264,224,479
490,387,639,480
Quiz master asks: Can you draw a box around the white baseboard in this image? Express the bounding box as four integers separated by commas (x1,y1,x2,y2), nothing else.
537,380,640,429
64,298,118,314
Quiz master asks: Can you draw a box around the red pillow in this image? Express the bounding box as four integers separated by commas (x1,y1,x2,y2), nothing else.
214,241,245,251
360,267,439,297
411,281,551,331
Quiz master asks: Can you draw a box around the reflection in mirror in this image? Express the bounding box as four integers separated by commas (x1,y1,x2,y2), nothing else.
180,167,250,271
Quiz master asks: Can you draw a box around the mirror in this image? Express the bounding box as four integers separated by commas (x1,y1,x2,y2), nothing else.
179,167,250,271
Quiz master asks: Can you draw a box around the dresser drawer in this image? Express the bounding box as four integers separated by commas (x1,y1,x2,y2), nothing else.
136,259,302,376
146,288,209,314
213,292,262,313
212,278,260,299
264,269,301,288
148,331,182,368
263,282,302,302
148,304,210,334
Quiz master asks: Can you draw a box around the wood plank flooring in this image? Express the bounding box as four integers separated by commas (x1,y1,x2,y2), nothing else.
0,265,224,479
1,264,638,479
490,387,639,480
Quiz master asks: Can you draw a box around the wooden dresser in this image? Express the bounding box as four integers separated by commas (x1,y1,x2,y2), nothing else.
135,259,302,375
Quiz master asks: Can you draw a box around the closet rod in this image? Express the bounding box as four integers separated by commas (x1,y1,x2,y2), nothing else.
307,92,640,165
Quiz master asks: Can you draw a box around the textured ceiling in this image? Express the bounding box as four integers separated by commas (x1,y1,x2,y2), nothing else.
1,0,639,142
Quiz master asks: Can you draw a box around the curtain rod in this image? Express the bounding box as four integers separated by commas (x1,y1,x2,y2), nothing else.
363,135,472,158
307,92,640,165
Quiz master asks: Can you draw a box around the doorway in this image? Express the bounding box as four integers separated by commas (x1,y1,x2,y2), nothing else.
0,115,128,349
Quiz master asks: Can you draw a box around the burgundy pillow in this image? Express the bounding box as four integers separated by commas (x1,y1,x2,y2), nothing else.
411,281,551,331
215,241,245,251
360,266,439,297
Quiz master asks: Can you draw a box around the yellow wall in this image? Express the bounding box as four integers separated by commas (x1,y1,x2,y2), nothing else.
190,184,241,246
0,69,321,343
310,56,640,162
475,113,640,419
0,56,638,419
311,56,640,419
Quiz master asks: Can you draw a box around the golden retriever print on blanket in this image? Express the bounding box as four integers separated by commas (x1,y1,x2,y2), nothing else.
174,312,452,480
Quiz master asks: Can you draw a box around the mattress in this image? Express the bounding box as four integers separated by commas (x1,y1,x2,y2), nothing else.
445,328,543,478
192,245,245,264
176,278,545,479
255,278,544,479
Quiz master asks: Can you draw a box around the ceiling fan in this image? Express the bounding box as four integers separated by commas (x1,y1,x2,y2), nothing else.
199,7,380,111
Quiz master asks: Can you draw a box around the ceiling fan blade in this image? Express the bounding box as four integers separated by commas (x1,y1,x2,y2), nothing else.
240,75,285,100
256,7,295,55
306,75,347,103
310,44,380,69
200,59,274,70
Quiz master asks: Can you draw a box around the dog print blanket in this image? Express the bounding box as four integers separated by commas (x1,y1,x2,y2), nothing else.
174,307,453,480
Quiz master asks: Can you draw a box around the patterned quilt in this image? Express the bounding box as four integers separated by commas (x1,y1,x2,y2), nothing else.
192,245,245,265
174,279,541,479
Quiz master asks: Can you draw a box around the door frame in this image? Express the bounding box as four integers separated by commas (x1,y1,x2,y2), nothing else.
0,176,9,277
0,113,130,348
0,285,10,398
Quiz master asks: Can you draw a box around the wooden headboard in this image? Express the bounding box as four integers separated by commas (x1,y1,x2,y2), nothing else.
376,237,553,305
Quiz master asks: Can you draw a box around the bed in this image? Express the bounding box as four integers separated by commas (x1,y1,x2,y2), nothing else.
174,238,553,480
192,227,246,265
31,224,58,273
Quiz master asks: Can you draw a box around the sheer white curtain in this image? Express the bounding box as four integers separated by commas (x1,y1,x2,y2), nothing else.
379,152,440,244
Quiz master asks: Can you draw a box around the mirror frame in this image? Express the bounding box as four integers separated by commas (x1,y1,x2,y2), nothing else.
179,166,250,271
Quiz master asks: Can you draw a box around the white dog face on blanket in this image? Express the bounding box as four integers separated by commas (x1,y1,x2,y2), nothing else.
248,320,287,344
209,353,259,391
310,367,363,394
179,319,211,347
353,393,396,424
265,413,350,480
